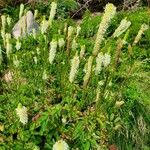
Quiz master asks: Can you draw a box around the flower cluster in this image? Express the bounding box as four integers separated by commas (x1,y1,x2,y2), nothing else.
1,15,6,44
71,38,78,50
49,40,57,64
95,53,111,75
83,56,93,87
58,38,65,48
13,55,20,67
133,24,149,46
93,3,116,56
80,45,86,59
5,33,12,58
15,39,21,50
113,18,131,38
53,140,69,150
0,45,2,64
16,104,28,125
40,16,49,34
19,4,24,19
69,52,80,83
95,52,103,75
67,26,74,38
49,2,57,25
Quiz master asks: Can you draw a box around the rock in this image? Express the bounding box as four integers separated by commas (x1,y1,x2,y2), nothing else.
12,11,39,39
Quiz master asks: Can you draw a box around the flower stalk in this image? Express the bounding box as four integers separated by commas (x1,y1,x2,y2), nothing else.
93,3,116,56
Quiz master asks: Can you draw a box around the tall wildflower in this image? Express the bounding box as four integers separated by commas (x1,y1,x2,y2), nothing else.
58,38,65,48
0,45,2,64
40,16,49,34
67,26,74,55
15,39,21,50
113,18,131,38
49,40,57,64
1,15,6,30
7,15,12,26
114,39,124,68
76,26,81,38
80,45,86,59
42,70,48,80
36,47,40,55
103,53,111,67
93,3,116,56
19,4,24,19
83,56,93,88
95,52,103,75
67,26,74,38
5,33,12,58
71,38,78,50
13,55,20,67
1,15,6,45
53,140,69,150
49,2,57,26
16,103,28,125
34,10,38,19
63,23,68,35
33,56,38,64
69,52,80,83
133,24,149,46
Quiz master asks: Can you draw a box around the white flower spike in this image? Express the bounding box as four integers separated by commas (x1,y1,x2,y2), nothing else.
49,40,57,64
53,140,69,150
16,104,28,125
69,52,80,83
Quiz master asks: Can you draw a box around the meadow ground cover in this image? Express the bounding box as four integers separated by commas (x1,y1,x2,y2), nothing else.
0,2,150,150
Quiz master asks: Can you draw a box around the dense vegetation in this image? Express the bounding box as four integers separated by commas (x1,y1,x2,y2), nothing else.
0,1,150,150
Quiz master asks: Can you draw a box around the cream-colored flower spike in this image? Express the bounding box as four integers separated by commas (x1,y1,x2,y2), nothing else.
16,104,28,125
58,38,65,48
15,39,21,50
71,38,78,50
40,16,49,34
95,52,103,75
49,40,57,64
49,2,57,25
67,26,74,38
13,55,20,67
7,15,12,26
76,26,81,38
69,52,80,83
42,70,48,80
34,10,38,19
103,53,111,67
1,15,6,44
19,4,24,19
93,3,116,56
80,45,86,59
1,15,6,30
53,140,69,150
5,33,12,58
133,24,149,46
0,45,2,64
83,56,93,88
113,18,131,38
